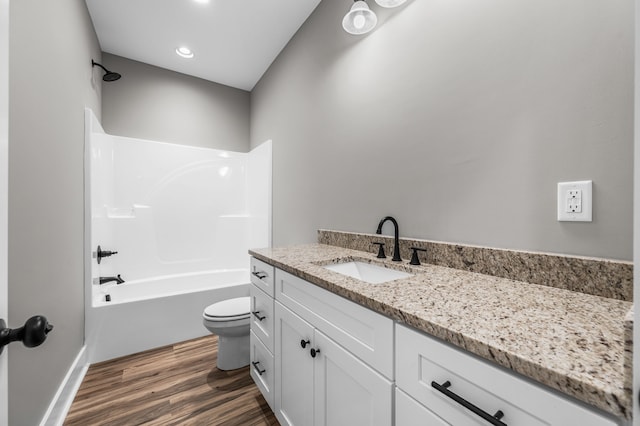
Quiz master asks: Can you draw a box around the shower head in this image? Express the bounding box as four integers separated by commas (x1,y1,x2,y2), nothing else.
92,60,121,82
102,71,121,82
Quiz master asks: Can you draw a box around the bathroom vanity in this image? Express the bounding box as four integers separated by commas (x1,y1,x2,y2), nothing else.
248,232,632,425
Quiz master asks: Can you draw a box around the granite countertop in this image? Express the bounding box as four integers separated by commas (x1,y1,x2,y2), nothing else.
249,243,633,420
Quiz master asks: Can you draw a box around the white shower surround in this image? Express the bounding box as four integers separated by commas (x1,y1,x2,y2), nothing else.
84,109,271,363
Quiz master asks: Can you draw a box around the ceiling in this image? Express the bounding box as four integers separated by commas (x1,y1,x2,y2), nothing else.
85,0,322,91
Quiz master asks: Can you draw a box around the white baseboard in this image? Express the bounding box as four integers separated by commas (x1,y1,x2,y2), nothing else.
39,346,88,426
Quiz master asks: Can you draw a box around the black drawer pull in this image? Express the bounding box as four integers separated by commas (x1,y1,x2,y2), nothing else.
252,361,266,376
252,271,267,280
300,339,310,349
252,311,266,321
310,348,321,358
431,380,507,426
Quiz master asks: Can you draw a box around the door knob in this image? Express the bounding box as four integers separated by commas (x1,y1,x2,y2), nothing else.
0,315,54,355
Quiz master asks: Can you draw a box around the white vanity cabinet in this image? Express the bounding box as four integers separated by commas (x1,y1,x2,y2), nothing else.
274,269,394,378
274,300,393,426
251,262,393,426
249,257,625,426
249,257,276,409
395,324,620,426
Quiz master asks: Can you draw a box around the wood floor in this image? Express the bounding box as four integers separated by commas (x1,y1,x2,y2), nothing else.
65,335,279,426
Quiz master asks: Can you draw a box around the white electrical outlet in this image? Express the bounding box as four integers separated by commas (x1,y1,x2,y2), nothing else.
566,189,582,213
557,181,592,222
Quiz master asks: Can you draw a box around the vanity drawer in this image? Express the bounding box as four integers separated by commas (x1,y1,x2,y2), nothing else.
396,388,448,426
396,324,618,426
250,283,274,353
275,268,394,379
250,257,275,297
250,330,275,410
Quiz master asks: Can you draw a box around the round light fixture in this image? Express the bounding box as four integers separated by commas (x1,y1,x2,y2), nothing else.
342,1,377,35
176,46,194,59
375,0,407,7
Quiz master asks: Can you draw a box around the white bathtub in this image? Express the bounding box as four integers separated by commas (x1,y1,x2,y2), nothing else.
86,269,250,363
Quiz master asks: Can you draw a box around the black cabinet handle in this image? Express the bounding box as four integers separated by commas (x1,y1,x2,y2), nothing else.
252,311,266,321
252,271,267,280
431,380,507,426
310,348,321,358
300,339,310,349
252,361,266,376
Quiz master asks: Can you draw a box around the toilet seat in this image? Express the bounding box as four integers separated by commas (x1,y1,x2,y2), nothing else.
203,297,250,322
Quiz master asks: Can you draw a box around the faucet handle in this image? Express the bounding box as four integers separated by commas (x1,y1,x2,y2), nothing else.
409,247,427,265
372,242,386,259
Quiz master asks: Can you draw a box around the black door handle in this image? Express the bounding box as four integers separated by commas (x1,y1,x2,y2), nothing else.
310,348,320,358
0,315,54,355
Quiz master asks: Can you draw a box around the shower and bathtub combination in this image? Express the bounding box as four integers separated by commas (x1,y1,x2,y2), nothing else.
84,109,271,363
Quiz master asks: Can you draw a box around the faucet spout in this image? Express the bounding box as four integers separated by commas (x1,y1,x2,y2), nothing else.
99,274,125,285
376,216,401,261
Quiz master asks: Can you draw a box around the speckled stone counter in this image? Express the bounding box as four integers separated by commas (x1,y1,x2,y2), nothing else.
249,243,633,420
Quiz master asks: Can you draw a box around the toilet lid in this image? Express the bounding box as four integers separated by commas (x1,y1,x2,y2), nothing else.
204,296,250,319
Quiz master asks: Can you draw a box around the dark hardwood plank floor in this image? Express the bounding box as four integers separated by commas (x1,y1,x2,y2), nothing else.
65,335,279,426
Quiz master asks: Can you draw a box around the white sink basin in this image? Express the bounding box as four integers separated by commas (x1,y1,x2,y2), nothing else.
323,261,412,284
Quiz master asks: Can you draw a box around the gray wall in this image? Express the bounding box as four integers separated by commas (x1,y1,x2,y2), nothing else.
102,53,250,152
251,0,634,260
8,0,101,424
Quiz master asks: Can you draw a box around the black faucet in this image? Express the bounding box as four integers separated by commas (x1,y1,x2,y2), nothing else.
99,275,125,285
376,216,401,262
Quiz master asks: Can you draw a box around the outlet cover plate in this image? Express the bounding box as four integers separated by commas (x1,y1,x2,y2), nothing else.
557,180,592,222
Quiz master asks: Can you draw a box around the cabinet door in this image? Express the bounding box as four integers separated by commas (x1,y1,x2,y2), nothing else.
313,330,393,426
275,269,394,379
396,388,450,426
274,302,314,426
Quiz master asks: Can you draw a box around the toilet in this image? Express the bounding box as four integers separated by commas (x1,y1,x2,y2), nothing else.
202,296,251,370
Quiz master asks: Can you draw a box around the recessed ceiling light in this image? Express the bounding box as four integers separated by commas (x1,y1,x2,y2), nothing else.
176,46,194,59
193,0,210,3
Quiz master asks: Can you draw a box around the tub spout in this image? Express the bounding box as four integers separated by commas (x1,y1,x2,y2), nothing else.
99,275,125,285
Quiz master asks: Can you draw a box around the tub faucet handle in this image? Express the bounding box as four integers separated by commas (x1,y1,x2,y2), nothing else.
96,245,118,264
